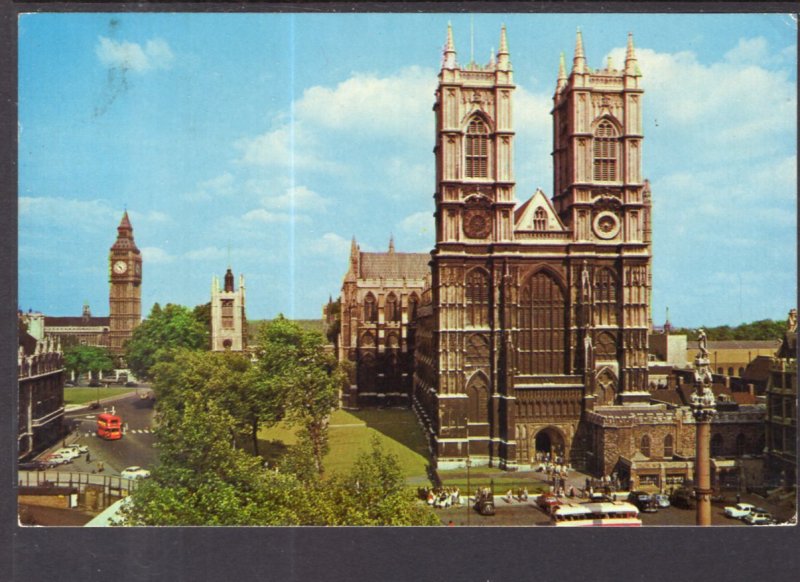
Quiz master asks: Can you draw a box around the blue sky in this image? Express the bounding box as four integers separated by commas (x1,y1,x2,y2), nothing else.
18,12,797,326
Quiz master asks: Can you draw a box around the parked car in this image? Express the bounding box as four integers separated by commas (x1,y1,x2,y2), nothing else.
473,488,496,516
724,502,757,519
18,460,47,471
628,491,659,513
121,466,151,480
42,453,71,465
744,511,775,526
64,443,89,455
653,493,671,508
54,448,81,460
670,488,696,509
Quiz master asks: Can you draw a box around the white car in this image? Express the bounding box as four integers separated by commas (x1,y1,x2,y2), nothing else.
121,466,151,480
64,444,89,455
723,502,756,519
744,511,775,525
54,448,81,460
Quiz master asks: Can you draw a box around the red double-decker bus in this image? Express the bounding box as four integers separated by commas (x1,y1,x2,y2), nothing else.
97,413,123,440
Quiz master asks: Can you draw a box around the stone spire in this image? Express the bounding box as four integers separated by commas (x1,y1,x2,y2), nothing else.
388,235,395,254
625,32,641,76
346,236,359,282
112,210,138,251
224,267,234,292
556,51,567,91
443,22,457,69
496,24,511,71
573,28,586,74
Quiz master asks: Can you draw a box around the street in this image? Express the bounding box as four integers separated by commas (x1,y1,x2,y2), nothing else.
60,390,157,475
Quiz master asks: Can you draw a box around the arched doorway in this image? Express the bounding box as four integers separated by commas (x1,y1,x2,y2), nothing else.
532,426,566,460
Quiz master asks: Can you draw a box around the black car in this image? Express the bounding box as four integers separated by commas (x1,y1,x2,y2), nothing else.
628,491,659,513
18,460,46,471
670,487,696,509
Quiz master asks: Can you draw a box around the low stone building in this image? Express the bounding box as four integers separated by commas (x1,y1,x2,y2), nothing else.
686,340,781,378
21,304,110,349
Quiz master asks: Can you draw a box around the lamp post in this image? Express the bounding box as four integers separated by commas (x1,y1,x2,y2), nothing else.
464,416,471,526
691,329,717,526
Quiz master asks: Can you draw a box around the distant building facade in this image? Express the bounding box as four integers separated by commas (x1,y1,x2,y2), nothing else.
21,304,110,349
686,340,780,378
338,238,428,407
18,332,65,459
765,310,797,487
108,211,142,358
211,268,247,352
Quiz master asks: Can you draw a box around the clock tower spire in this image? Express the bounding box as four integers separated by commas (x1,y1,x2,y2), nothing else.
109,211,142,359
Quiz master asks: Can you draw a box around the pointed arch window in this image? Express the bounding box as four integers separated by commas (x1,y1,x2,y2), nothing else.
465,117,489,178
533,207,548,230
465,269,490,327
519,271,567,374
385,293,400,322
593,120,618,182
663,434,674,458
407,293,419,322
594,268,618,326
467,373,489,423
640,434,651,457
711,433,724,457
363,293,377,323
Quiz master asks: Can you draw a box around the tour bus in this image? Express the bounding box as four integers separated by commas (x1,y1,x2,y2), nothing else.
551,501,642,527
97,413,123,440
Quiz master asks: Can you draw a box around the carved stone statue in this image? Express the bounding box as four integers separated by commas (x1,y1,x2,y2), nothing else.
788,309,797,333
697,328,709,360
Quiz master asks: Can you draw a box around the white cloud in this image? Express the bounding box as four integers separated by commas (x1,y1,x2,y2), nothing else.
295,66,437,139
96,37,174,72
254,184,328,211
183,172,237,202
183,246,228,261
234,122,335,170
306,232,354,256
242,208,297,223
399,211,433,235
19,196,116,229
141,246,175,264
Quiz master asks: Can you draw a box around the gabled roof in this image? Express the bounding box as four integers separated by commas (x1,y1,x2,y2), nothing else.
514,189,566,232
359,252,430,280
741,355,773,383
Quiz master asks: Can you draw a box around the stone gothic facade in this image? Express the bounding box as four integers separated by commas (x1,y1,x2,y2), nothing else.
337,29,765,480
211,268,247,352
411,27,652,470
339,238,429,407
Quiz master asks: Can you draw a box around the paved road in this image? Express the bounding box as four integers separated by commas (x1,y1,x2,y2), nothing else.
58,391,157,475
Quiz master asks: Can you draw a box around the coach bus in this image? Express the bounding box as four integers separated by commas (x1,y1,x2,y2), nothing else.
97,413,123,440
551,501,642,527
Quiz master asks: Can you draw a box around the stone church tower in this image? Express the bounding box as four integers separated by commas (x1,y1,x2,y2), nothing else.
413,27,652,470
211,267,247,351
108,211,142,357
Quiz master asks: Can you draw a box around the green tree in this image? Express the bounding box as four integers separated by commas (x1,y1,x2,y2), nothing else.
150,349,277,454
193,302,212,348
119,396,322,526
63,345,114,384
324,438,438,526
256,315,343,476
125,303,208,379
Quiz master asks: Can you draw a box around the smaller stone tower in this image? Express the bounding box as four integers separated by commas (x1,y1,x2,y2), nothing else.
211,267,247,351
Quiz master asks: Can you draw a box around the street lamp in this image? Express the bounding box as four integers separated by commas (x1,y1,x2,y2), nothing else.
691,329,717,526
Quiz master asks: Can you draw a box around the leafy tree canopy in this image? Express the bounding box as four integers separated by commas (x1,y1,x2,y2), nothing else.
671,318,788,342
125,303,208,379
63,345,114,380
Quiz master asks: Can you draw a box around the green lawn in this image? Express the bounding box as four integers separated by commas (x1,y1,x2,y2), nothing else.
64,387,136,405
256,408,431,482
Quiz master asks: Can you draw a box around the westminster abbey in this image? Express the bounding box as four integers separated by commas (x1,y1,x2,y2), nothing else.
338,27,655,472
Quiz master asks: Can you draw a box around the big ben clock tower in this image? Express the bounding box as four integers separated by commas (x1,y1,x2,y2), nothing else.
108,211,142,358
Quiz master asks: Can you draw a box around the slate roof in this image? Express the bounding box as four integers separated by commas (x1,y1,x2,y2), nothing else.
741,355,773,383
359,252,430,280
731,392,758,406
45,316,110,327
650,389,684,406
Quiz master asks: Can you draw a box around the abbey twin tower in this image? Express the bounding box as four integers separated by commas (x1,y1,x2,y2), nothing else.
337,27,654,472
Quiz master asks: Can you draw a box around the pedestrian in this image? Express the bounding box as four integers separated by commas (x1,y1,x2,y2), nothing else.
86,451,91,463
736,492,741,504
448,520,455,526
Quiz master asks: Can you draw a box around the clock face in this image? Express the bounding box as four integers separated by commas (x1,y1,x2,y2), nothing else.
464,209,492,239
113,260,128,274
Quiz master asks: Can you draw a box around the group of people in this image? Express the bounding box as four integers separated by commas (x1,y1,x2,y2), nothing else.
502,488,530,503
423,486,462,508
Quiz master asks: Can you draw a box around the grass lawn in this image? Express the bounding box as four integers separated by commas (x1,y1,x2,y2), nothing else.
64,387,136,405
256,408,431,483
